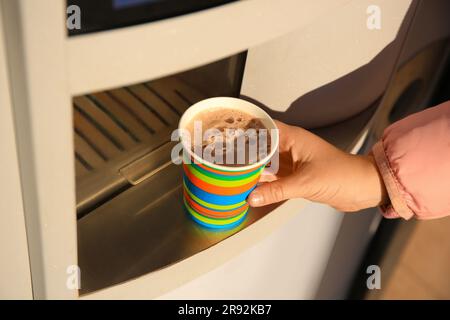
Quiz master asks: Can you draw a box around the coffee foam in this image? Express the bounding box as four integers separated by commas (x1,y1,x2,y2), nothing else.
186,108,271,166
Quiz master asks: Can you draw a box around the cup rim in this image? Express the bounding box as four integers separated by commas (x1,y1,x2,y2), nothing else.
178,97,279,172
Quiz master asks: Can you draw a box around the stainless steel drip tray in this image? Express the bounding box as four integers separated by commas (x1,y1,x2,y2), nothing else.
77,162,279,295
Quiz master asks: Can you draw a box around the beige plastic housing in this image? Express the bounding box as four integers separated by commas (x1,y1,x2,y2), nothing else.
0,5,32,299
4,0,449,299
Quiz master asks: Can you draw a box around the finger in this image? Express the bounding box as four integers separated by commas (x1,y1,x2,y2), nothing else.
273,120,306,154
272,120,292,153
248,174,300,207
273,120,325,157
259,171,278,183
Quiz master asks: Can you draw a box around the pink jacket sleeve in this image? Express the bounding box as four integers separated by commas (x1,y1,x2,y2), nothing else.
372,100,450,220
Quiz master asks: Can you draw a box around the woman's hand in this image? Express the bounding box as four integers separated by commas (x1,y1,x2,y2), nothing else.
248,120,388,212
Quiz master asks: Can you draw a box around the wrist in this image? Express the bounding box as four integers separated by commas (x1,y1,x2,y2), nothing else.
362,154,389,207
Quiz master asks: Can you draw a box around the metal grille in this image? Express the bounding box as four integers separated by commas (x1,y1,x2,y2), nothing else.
73,77,206,213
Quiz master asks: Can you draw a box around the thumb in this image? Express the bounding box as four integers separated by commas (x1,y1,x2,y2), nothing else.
248,175,299,207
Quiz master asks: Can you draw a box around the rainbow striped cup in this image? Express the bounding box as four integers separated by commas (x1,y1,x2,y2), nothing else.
178,97,279,229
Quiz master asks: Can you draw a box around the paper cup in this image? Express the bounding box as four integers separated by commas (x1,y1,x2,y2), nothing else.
178,97,279,229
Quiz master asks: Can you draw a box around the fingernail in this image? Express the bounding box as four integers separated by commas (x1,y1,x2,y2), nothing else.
249,191,264,206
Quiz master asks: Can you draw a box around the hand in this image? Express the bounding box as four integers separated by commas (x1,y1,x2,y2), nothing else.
248,120,388,212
